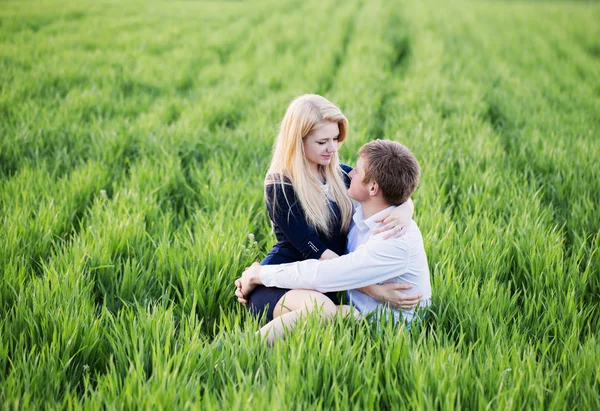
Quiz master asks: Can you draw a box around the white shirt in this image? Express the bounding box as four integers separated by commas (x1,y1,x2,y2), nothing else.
260,204,432,322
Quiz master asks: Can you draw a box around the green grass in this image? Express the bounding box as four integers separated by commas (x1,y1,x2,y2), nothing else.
1,0,599,408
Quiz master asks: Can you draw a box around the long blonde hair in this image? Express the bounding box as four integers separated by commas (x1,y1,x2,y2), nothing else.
266,94,353,237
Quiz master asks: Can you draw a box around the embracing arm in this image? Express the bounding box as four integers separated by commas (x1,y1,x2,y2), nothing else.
356,282,421,311
237,235,422,309
259,237,406,292
316,249,417,306
373,198,414,238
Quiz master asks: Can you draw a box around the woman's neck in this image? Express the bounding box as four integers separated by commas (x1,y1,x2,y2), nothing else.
308,163,325,183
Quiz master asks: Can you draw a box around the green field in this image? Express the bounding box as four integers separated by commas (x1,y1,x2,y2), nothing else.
1,0,599,408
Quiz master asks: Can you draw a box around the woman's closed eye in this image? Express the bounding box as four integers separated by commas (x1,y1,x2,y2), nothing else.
318,137,339,145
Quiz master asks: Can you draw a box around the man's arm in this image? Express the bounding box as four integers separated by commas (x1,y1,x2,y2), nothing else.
246,236,408,293
355,283,421,310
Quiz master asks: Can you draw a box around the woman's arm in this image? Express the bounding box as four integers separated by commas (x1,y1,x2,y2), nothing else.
266,181,332,260
339,163,353,189
372,198,414,239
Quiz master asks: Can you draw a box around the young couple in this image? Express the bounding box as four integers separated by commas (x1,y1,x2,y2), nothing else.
234,94,431,344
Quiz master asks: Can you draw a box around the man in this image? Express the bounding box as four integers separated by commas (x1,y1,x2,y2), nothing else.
236,140,431,342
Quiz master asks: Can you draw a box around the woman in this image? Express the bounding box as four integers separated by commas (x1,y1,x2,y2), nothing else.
244,94,414,341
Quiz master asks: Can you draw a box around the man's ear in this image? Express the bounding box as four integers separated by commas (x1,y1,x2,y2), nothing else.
369,181,380,196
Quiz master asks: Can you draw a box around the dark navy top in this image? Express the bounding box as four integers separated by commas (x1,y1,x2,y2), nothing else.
261,164,353,265
247,164,353,320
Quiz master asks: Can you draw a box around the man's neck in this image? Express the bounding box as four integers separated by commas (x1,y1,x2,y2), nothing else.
359,199,392,220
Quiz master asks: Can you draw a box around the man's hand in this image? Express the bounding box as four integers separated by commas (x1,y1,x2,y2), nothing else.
378,282,422,310
359,282,422,311
234,262,262,304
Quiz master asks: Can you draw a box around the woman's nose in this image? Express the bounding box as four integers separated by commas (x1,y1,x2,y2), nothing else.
328,141,337,152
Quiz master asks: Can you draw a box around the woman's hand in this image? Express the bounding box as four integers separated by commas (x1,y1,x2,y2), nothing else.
234,262,261,305
358,282,422,311
235,285,248,305
372,198,414,239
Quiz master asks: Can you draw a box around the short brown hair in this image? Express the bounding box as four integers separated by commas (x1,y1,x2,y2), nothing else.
358,140,420,205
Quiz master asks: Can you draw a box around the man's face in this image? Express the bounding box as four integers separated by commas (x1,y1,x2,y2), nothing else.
347,157,371,201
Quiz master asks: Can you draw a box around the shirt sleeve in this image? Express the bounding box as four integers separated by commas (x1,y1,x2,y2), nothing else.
260,235,408,292
265,180,328,260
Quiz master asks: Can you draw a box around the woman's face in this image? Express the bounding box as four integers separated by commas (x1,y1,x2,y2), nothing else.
302,122,339,170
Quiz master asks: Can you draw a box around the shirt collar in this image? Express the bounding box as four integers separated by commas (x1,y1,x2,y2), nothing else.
352,204,397,230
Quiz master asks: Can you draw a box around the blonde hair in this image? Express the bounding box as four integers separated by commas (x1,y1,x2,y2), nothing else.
266,94,353,236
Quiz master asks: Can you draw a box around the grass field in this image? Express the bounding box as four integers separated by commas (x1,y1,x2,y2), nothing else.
1,0,599,408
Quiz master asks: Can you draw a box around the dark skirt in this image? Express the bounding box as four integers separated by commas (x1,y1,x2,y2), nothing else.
247,250,341,321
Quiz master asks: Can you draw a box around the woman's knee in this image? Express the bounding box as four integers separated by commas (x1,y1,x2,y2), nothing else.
302,291,337,316
274,290,336,318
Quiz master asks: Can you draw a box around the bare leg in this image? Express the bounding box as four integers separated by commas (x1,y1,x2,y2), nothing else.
259,290,337,345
